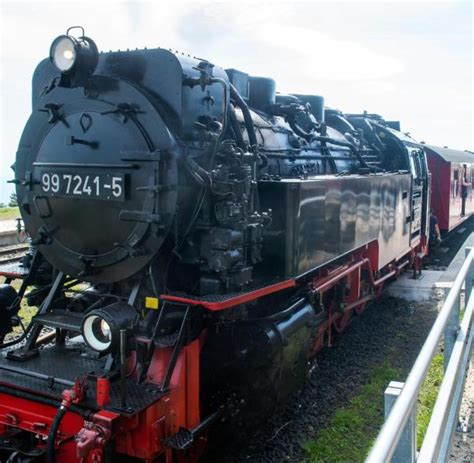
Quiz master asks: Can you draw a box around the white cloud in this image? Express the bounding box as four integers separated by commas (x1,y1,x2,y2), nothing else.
0,0,472,203
256,24,404,81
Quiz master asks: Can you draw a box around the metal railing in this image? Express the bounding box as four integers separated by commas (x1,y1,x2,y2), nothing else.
367,247,474,463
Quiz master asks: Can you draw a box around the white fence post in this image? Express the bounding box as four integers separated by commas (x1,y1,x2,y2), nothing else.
444,291,460,371
384,381,416,463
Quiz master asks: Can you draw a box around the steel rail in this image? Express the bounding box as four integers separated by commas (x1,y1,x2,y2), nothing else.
0,244,29,257
366,248,474,463
0,255,24,266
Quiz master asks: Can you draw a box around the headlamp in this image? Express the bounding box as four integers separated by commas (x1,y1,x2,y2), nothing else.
82,314,112,352
49,27,98,80
81,303,135,354
50,35,77,72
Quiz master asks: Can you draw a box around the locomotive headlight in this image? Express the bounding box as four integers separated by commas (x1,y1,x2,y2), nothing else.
81,303,134,354
82,314,112,352
49,28,99,79
50,35,77,72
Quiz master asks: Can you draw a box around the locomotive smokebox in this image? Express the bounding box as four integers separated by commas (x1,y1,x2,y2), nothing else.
15,68,179,283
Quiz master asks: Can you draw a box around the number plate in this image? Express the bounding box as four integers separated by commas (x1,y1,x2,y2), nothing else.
40,171,126,201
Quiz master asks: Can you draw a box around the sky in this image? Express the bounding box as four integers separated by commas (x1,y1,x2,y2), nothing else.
0,0,472,203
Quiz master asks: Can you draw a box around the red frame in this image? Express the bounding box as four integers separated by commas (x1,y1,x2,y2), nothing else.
160,279,296,311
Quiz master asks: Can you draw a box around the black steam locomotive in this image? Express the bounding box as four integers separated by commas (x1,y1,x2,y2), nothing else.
0,29,429,462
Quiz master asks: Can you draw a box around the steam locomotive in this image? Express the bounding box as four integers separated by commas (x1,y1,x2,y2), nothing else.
0,28,431,462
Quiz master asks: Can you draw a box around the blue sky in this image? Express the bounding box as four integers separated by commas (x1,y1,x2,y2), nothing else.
0,0,472,203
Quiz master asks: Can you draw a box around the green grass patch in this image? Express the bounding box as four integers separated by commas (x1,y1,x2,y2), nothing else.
12,304,37,334
303,362,400,463
3,278,37,337
416,353,443,448
303,354,444,462
0,207,20,221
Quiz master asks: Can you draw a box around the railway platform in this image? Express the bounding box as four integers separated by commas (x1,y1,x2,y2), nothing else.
0,220,17,246
0,219,23,246
387,230,474,302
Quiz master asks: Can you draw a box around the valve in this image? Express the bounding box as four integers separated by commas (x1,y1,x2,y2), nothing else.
76,422,110,459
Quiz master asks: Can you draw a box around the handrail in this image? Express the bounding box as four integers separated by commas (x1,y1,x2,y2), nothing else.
418,290,474,461
366,247,474,463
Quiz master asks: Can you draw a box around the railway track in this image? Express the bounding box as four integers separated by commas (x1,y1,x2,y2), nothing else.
0,244,29,265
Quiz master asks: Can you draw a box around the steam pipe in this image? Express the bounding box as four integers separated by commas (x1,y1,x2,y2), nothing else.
312,136,369,168
264,153,359,162
229,83,258,148
229,103,245,149
0,364,74,387
0,384,90,417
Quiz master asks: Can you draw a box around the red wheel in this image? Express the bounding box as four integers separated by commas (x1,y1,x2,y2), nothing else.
354,280,375,314
310,325,326,356
333,308,353,333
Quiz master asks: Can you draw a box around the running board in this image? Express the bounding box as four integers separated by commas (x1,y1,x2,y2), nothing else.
32,311,83,332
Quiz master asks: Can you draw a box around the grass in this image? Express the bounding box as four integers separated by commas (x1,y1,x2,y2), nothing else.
0,206,20,221
6,279,37,336
12,304,37,334
416,353,444,448
303,354,444,462
303,362,400,463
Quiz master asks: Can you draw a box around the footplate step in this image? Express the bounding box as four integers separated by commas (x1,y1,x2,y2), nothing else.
163,427,194,450
163,412,220,450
